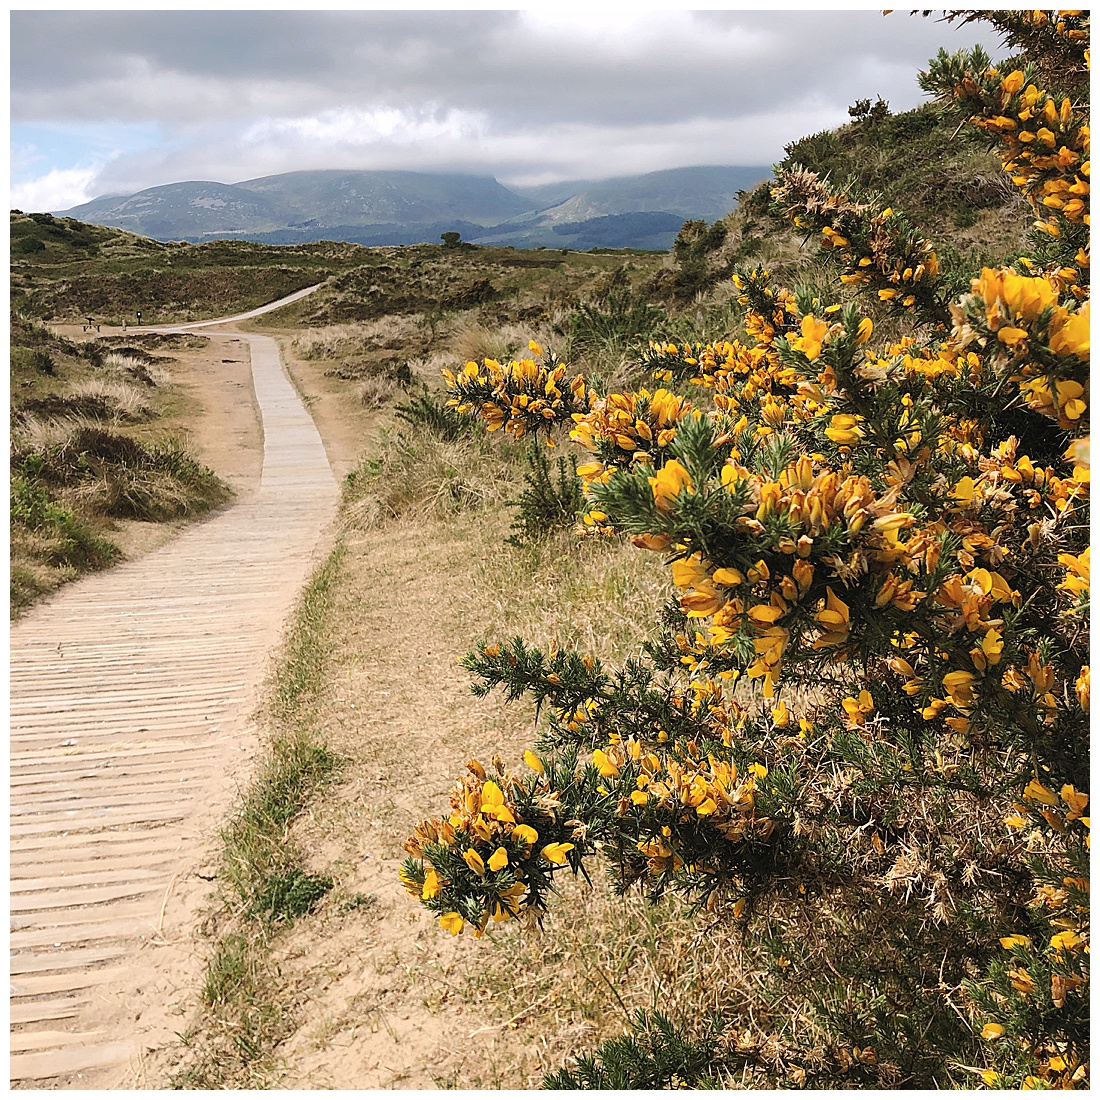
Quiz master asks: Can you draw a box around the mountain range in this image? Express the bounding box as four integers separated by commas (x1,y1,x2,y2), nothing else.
57,166,771,251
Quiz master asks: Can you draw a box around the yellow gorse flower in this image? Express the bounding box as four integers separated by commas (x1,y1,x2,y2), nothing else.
650,459,694,513
541,842,574,865
439,911,465,935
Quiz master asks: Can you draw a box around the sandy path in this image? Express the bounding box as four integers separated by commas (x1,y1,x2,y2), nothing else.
9,296,339,1087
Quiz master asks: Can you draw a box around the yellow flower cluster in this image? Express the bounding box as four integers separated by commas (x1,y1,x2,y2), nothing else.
590,731,773,877
770,169,941,314
641,455,934,695
963,67,1090,239
569,388,694,468
402,759,573,937
641,338,799,394
987,777,1091,1088
954,267,1090,429
442,348,588,440
888,433,1087,731
839,207,940,311
731,268,800,349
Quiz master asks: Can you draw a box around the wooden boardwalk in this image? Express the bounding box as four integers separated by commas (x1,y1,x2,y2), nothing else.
9,321,339,1086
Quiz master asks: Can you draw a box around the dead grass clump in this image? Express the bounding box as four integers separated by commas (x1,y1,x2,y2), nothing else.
67,377,154,421
356,376,401,409
449,320,557,365
292,317,422,362
342,422,522,529
448,877,757,1089
447,322,510,364
102,351,171,388
402,350,462,389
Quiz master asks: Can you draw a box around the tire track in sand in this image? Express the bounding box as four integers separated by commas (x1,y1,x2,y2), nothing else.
9,294,339,1086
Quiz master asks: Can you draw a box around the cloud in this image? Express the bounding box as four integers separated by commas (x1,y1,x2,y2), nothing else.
10,9,1010,204
11,166,105,212
241,106,489,152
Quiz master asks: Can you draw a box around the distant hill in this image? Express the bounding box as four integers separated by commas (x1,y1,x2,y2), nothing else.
537,166,770,224
60,171,533,241
61,182,284,240
56,166,772,250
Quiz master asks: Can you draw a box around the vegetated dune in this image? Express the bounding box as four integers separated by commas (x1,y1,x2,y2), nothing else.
11,57,1061,1086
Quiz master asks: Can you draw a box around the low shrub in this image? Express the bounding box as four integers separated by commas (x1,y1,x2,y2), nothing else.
13,426,229,521
545,1011,729,1089
569,285,664,365
10,475,120,614
506,442,584,547
393,390,472,442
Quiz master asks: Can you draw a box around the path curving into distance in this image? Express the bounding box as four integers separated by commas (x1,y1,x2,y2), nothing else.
9,288,339,1087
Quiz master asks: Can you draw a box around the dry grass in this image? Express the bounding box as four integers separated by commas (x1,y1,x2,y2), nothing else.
341,422,523,530
291,317,423,362
474,527,670,662
11,418,231,524
403,350,466,388
356,375,401,409
448,319,563,365
446,878,757,1089
102,350,172,386
65,377,154,421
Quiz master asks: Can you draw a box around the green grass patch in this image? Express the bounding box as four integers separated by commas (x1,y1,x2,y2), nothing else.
170,543,345,1088
246,869,334,923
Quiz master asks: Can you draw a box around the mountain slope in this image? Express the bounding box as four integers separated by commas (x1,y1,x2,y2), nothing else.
56,166,772,249
535,165,772,224
63,182,285,239
237,169,535,227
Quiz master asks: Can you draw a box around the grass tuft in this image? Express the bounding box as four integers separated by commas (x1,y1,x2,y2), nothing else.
170,543,345,1088
246,869,334,923
342,416,522,528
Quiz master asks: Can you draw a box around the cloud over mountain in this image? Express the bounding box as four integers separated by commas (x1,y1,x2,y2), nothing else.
11,11,1007,212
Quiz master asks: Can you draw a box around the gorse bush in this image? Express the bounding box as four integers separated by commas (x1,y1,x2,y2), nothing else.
545,1010,730,1089
393,390,472,442
402,14,1089,1090
506,442,585,547
569,281,666,364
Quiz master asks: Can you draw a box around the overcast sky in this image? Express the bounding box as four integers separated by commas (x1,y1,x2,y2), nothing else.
10,8,1009,213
